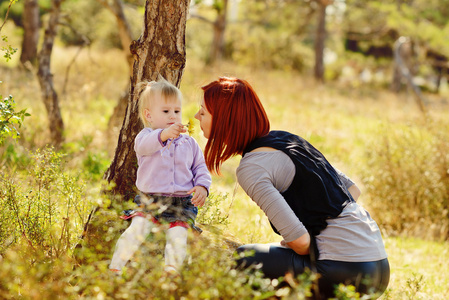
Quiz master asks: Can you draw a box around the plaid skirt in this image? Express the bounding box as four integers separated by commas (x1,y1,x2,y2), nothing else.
122,193,201,233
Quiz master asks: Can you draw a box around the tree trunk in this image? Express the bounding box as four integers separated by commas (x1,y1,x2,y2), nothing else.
314,1,327,82
20,0,40,66
208,0,228,65
37,0,65,148
104,0,190,202
99,0,135,131
392,37,427,114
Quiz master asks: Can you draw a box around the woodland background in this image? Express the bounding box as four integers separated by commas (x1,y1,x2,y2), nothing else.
0,0,448,299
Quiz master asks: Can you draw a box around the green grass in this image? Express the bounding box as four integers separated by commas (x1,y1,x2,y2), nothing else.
1,41,449,298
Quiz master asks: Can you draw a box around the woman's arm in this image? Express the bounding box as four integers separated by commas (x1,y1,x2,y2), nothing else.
335,167,361,202
282,232,310,255
237,154,309,251
348,184,361,201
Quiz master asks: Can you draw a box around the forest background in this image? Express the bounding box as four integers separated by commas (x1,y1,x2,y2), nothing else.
0,0,448,299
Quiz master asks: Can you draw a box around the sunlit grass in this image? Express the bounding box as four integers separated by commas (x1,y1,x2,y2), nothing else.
382,237,449,299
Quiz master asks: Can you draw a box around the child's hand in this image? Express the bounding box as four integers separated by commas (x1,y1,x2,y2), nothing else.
161,122,187,142
188,186,207,207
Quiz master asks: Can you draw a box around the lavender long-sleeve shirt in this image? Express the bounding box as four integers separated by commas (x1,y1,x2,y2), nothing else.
134,128,211,196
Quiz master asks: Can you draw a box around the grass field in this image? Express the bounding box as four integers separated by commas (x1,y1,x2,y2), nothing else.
1,42,449,299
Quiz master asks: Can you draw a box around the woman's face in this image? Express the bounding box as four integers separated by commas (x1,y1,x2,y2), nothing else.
195,100,212,139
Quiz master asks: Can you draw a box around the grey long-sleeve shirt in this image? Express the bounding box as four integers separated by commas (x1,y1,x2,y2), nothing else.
237,150,387,262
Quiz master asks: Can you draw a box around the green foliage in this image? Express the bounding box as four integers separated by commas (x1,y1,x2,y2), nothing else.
59,0,142,48
331,284,362,300
227,24,314,72
197,192,230,226
345,0,449,55
1,35,17,61
0,147,90,257
360,119,449,240
0,93,30,145
82,151,110,180
0,230,315,299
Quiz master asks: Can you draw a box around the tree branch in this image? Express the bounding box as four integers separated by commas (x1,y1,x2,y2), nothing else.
0,0,15,33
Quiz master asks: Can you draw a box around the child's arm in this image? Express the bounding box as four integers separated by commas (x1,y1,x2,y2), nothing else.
188,186,208,207
135,129,165,155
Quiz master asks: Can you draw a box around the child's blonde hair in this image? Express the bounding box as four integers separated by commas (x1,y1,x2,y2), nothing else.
137,76,183,128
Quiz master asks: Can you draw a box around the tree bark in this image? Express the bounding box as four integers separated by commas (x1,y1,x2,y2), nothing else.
314,1,327,83
104,0,190,201
37,0,65,148
20,0,40,66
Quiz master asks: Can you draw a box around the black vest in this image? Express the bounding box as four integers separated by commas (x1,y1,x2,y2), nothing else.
243,131,354,236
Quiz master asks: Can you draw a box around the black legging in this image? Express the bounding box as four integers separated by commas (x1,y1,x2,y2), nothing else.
235,244,390,299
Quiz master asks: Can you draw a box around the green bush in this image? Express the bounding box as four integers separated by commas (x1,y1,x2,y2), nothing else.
360,119,449,240
0,228,317,299
197,192,230,226
0,147,91,257
0,94,29,145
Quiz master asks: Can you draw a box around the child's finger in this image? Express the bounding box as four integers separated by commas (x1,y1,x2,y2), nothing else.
192,198,204,208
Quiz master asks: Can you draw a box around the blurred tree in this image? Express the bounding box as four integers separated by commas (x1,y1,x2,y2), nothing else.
20,0,39,67
343,0,449,90
225,0,316,72
313,0,333,82
97,0,135,130
190,0,229,65
37,0,65,148
104,0,190,200
98,0,134,70
209,0,228,65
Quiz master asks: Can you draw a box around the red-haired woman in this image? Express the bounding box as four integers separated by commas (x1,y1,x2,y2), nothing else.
195,77,389,299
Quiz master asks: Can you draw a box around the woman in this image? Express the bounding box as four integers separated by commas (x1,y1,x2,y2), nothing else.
194,77,389,299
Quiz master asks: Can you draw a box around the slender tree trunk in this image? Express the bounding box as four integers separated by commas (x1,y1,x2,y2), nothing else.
104,0,190,201
99,0,134,71
314,1,327,82
20,0,40,66
99,0,135,131
208,0,228,65
392,37,427,114
37,0,65,148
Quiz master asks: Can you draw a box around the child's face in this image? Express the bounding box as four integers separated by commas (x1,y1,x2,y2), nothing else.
145,94,182,129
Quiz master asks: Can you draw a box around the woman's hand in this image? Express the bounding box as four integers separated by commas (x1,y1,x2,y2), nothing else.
281,232,310,255
188,186,207,207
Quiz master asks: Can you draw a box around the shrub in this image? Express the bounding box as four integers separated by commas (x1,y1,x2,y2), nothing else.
0,147,91,257
197,192,230,226
0,94,29,145
360,119,449,240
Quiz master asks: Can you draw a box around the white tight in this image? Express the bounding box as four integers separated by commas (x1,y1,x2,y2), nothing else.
109,216,188,272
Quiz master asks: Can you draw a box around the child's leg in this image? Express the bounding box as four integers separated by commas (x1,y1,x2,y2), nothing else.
109,216,153,271
164,225,188,272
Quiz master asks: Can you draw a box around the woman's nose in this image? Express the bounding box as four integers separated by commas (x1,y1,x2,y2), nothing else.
194,111,200,120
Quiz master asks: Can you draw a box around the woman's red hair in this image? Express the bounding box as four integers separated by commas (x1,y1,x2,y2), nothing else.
202,77,270,174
